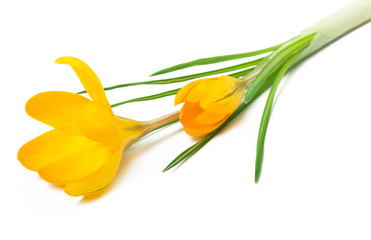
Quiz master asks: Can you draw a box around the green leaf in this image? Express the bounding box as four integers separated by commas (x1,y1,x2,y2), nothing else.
77,59,262,94
162,69,280,172
254,52,301,183
162,35,316,173
229,68,255,78
151,43,285,76
111,88,180,108
109,68,256,108
162,139,208,172
244,33,316,104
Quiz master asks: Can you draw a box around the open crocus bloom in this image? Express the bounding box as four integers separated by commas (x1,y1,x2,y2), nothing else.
18,57,151,196
175,75,245,137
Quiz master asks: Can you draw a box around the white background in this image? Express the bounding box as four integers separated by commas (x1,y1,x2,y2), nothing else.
1,0,370,239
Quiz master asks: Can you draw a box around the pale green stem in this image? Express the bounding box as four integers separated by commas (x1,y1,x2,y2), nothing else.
296,0,371,63
144,110,180,133
241,0,371,84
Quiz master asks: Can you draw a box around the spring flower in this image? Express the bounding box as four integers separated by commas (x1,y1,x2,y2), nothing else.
18,57,178,196
174,75,246,137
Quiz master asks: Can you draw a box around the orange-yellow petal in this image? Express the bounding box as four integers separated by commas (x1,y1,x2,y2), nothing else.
77,102,120,147
55,57,112,113
38,142,114,185
194,110,228,125
200,76,244,114
200,90,244,114
183,115,229,137
64,145,124,196
185,78,216,103
184,124,221,137
179,102,204,128
174,80,201,105
25,91,91,134
17,130,91,171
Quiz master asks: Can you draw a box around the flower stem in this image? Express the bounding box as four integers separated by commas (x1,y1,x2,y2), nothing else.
296,0,371,63
145,110,180,133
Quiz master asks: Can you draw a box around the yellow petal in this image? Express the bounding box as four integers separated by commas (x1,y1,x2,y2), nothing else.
200,76,244,114
195,110,228,125
179,102,204,128
115,117,148,144
55,57,112,113
174,80,201,105
17,130,91,171
77,102,120,147
184,122,223,137
185,78,216,103
115,116,145,132
200,90,244,114
38,143,114,185
25,91,91,134
64,145,124,196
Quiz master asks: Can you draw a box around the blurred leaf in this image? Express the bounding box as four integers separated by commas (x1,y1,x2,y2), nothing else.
109,67,257,108
151,43,284,76
244,33,316,103
255,52,300,183
111,88,180,108
78,59,262,94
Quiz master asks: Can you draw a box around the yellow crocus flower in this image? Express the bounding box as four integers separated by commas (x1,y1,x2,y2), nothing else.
174,75,245,137
18,57,178,196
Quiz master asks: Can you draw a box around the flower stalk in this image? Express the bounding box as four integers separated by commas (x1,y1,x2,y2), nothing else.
143,110,180,133
296,0,371,63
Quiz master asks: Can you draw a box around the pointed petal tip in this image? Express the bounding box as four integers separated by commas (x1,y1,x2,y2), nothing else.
17,144,26,163
24,93,47,121
38,170,63,186
24,92,44,118
16,146,36,172
63,190,81,197
174,98,182,106
55,56,68,64
64,185,108,197
63,186,85,197
55,56,78,65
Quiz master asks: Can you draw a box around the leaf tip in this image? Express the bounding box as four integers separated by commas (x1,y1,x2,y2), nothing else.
244,93,252,104
150,71,161,77
162,166,170,173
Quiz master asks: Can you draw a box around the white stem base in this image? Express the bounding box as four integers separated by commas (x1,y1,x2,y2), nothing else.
296,0,371,62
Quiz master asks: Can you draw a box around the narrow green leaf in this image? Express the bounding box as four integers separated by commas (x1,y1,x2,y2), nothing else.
151,43,285,76
254,52,301,183
111,88,180,108
244,33,316,104
162,140,207,172
162,69,281,172
78,59,262,94
109,68,255,109
229,68,255,78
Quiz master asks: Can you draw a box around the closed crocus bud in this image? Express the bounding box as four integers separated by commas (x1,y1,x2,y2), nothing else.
175,75,246,137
